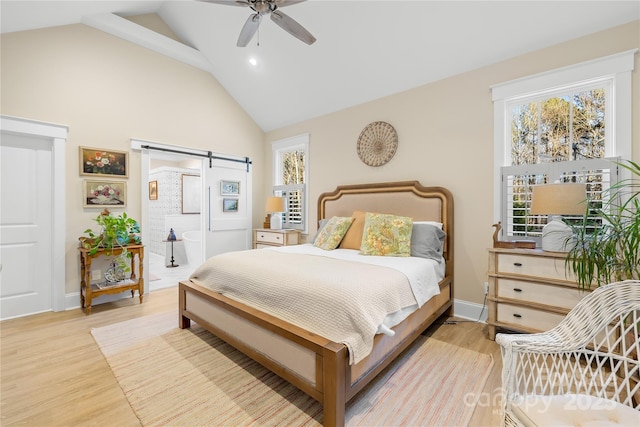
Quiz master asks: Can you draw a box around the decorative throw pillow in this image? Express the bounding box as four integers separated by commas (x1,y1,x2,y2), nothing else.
311,218,330,243
360,213,413,256
338,210,367,250
410,222,446,261
313,216,354,250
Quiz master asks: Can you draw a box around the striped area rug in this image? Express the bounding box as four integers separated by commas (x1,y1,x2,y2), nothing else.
92,311,493,426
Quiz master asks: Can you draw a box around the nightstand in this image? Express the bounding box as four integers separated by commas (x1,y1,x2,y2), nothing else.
253,228,301,249
487,247,590,340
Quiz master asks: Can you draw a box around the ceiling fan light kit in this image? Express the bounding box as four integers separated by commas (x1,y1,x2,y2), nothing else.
201,0,316,47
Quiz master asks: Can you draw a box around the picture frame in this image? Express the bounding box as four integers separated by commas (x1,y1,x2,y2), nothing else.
182,174,201,214
83,180,126,208
149,180,158,200
220,180,240,196
222,198,238,212
80,146,128,178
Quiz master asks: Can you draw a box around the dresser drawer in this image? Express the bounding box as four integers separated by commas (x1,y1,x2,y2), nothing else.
255,231,285,245
497,253,576,282
497,278,586,310
497,303,566,332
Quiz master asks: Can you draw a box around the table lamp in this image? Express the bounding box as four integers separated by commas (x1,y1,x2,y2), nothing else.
530,183,587,252
265,196,285,230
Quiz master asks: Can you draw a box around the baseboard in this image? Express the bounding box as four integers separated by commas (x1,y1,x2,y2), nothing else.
453,298,488,322
65,291,133,311
64,291,488,322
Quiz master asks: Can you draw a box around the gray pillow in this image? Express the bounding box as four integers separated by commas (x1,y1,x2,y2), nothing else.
312,218,330,243
410,222,446,261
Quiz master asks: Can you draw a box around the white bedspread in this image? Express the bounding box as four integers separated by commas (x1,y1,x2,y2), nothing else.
189,245,444,364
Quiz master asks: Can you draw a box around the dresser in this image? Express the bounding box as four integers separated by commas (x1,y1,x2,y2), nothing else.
487,248,590,340
253,228,301,249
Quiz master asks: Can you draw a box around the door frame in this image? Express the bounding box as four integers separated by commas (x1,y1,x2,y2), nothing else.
133,139,203,295
132,138,252,293
1,115,67,313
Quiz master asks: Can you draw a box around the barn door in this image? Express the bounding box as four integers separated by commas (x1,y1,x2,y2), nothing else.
204,158,252,259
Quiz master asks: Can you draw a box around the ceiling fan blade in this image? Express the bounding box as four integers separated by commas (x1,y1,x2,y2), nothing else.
270,10,316,45
274,0,307,8
237,13,261,47
199,0,250,7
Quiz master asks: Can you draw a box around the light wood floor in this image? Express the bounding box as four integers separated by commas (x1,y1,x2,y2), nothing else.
0,288,503,426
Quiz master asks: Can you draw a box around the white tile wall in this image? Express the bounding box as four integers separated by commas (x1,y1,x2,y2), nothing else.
148,167,200,256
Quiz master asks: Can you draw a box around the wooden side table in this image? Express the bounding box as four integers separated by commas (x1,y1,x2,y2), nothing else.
79,244,144,314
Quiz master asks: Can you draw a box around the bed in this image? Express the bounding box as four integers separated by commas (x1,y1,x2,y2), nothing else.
178,181,454,427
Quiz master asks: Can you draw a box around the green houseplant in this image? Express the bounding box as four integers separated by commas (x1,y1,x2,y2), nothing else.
567,160,640,289
80,209,141,273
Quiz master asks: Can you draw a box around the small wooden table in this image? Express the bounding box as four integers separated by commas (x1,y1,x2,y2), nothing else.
79,244,144,314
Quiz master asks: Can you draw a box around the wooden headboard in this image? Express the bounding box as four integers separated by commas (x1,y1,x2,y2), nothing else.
317,181,454,278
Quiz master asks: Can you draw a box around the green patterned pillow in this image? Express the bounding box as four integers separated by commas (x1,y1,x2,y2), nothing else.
360,213,413,256
313,216,354,250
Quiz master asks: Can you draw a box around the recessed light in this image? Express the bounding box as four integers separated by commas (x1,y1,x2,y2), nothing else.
248,57,258,67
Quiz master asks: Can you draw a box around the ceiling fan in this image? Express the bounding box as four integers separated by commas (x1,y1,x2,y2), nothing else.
201,0,316,47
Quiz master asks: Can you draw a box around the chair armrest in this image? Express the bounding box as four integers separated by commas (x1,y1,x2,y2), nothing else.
496,331,566,354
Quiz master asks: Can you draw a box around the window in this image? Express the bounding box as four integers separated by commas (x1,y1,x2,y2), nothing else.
272,134,309,233
492,49,635,241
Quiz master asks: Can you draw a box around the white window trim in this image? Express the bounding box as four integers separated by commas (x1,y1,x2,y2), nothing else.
272,133,310,234
491,49,636,222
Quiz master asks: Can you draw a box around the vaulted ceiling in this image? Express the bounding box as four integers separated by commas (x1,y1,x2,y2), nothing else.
2,1,639,131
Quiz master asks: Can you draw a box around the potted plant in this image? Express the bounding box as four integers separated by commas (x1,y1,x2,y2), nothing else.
566,159,639,289
80,209,141,274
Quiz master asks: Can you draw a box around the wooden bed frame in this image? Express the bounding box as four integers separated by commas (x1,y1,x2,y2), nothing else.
178,181,454,426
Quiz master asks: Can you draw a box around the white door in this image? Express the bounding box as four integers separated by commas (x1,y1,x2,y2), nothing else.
0,134,53,318
204,158,253,259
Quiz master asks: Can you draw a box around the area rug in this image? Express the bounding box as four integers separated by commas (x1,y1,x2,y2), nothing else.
92,311,493,426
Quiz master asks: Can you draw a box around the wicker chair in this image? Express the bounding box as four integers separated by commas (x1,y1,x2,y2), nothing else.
496,280,640,427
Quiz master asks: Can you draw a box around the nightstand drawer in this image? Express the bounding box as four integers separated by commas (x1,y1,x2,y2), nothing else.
497,304,566,332
497,278,585,310
256,231,285,245
497,253,576,282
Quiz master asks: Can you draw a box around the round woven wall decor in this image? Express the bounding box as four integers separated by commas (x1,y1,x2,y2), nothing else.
357,121,398,167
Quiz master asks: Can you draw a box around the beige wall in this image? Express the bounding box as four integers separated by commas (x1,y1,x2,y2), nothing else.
265,21,640,305
1,18,637,308
0,23,264,295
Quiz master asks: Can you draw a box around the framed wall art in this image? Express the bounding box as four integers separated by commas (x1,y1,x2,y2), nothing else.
222,198,238,212
84,180,126,208
182,174,201,214
220,180,240,196
80,146,128,178
149,180,158,200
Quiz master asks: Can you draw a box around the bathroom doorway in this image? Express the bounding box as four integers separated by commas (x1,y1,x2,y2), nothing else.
133,139,253,294
146,151,203,291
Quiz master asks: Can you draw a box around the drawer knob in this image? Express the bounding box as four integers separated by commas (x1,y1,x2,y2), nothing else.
513,262,523,267
513,313,522,318
513,288,523,292
276,236,281,240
